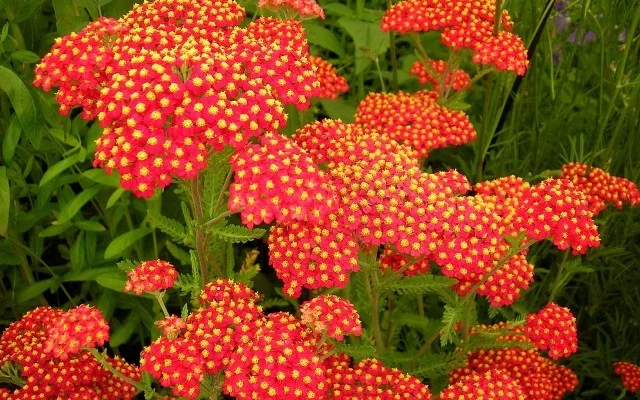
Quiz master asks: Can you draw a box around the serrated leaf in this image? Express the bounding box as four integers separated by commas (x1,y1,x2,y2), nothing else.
148,209,187,243
104,227,150,259
440,301,466,346
381,275,457,295
334,342,377,361
165,240,191,265
406,353,462,379
211,224,266,243
260,298,291,309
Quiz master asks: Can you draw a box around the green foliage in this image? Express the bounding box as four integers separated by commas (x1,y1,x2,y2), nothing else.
380,275,457,296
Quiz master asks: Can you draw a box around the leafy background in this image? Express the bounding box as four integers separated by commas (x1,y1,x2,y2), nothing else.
1,0,639,398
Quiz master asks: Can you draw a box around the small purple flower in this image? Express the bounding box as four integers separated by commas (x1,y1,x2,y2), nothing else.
555,12,571,33
568,30,597,45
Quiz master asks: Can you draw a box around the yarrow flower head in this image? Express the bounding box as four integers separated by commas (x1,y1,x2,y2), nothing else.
156,315,186,338
513,178,600,254
451,324,579,400
34,0,321,198
258,0,325,19
300,295,362,341
379,246,432,276
381,0,529,75
524,302,578,359
613,361,640,393
439,369,525,400
355,90,477,158
123,259,178,295
228,131,336,228
44,305,110,360
0,307,138,399
326,356,433,399
409,60,471,92
309,55,349,99
560,162,640,215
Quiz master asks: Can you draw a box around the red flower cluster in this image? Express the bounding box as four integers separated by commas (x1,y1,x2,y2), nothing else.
300,295,362,341
440,368,525,400
34,0,321,198
560,162,640,215
156,315,186,338
44,305,110,360
355,90,477,158
258,0,325,19
123,259,178,295
409,60,471,92
613,361,640,393
0,307,138,399
309,55,349,99
228,131,335,228
381,0,528,75
326,355,432,399
524,302,578,359
141,280,263,399
512,178,600,254
451,325,578,400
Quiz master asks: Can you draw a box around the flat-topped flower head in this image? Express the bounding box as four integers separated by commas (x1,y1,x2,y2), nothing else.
440,369,525,400
199,279,261,305
560,162,640,215
524,302,578,359
382,0,528,75
228,132,336,228
326,357,432,399
156,316,186,338
124,259,178,295
224,313,328,400
513,178,600,254
355,90,477,158
309,55,349,99
44,305,110,359
409,60,471,92
258,0,325,19
300,295,362,341
268,218,359,297
613,361,640,393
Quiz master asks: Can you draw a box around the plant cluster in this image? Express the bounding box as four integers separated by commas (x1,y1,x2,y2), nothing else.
1,0,639,399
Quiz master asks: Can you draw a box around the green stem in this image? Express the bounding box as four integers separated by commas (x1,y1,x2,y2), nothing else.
374,58,387,92
87,348,159,398
548,250,570,302
364,268,385,352
189,176,211,283
153,291,170,318
615,389,628,400
202,209,235,228
493,0,503,35
211,169,233,217
407,327,441,368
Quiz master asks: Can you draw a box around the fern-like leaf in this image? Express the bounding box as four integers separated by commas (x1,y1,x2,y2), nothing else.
210,224,266,243
334,342,377,361
381,275,457,295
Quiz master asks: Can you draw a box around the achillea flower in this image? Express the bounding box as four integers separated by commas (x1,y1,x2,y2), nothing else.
141,337,206,399
524,302,578,359
451,346,578,400
513,178,600,254
382,0,528,75
258,0,325,19
0,307,138,400
228,132,335,228
439,369,525,400
36,0,320,198
613,361,640,393
560,162,640,215
309,55,349,99
355,90,477,158
268,218,359,297
379,246,431,276
44,305,110,359
472,31,529,75
156,316,186,338
409,60,471,92
300,295,362,341
123,259,178,295
199,279,261,305
326,357,432,399
223,313,328,400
